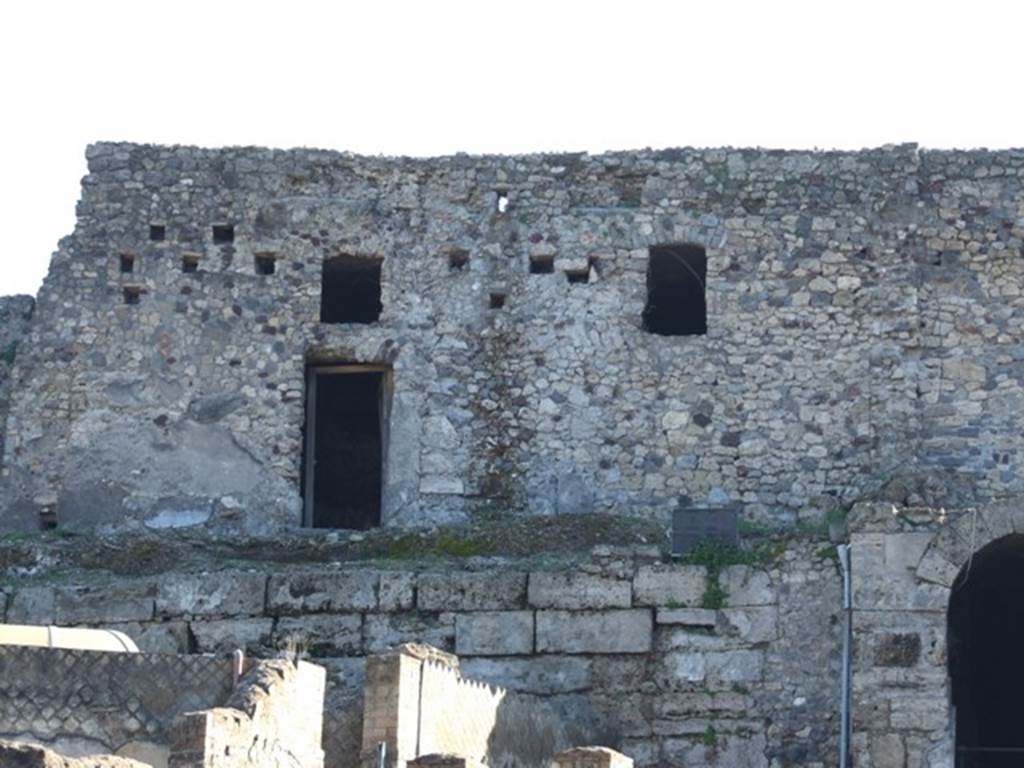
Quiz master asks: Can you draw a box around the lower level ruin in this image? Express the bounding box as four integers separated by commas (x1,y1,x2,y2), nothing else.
2,500,1020,767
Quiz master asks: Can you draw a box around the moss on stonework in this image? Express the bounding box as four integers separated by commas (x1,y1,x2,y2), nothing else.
682,540,784,609
0,342,16,366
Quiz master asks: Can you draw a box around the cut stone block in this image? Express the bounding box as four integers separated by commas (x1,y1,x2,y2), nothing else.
417,571,526,611
275,613,363,656
460,655,592,694
633,566,706,607
156,572,267,617
720,566,776,606
656,608,717,627
455,611,534,656
535,609,653,654
189,617,274,653
267,570,379,614
528,572,632,609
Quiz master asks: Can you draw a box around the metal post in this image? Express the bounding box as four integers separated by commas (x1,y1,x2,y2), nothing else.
378,740,387,768
838,544,853,768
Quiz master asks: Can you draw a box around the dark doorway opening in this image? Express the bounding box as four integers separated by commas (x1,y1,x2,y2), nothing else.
320,255,383,323
642,244,707,336
949,534,1024,767
304,365,389,529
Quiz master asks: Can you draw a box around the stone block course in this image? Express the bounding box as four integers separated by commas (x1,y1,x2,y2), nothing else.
156,572,268,618
363,612,456,654
276,613,363,656
460,655,592,695
632,566,706,608
528,572,632,609
190,616,275,653
267,570,379,614
535,609,653,654
454,610,534,656
417,571,526,611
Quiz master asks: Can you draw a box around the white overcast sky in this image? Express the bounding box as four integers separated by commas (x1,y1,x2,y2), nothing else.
2,0,1021,297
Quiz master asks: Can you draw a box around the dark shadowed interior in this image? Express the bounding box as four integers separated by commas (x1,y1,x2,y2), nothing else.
308,370,384,529
320,255,383,323
949,533,1024,767
642,244,707,336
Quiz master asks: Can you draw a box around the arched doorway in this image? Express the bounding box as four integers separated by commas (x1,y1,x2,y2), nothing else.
948,533,1024,767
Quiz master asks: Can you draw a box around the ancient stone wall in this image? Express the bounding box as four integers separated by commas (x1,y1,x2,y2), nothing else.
0,295,34,481
361,644,580,768
0,740,148,768
2,143,1022,533
0,546,840,768
169,659,325,768
0,646,237,763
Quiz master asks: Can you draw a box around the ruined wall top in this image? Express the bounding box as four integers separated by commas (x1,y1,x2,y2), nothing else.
2,142,1022,534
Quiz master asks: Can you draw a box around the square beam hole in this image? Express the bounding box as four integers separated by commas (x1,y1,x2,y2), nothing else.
123,286,142,305
182,254,200,273
447,248,469,271
489,292,506,309
149,224,166,242
529,255,554,274
643,244,707,336
255,254,277,275
321,255,383,324
120,254,135,274
212,224,234,244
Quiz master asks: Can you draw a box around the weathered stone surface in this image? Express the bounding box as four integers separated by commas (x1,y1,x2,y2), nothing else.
267,570,379,614
156,572,267,617
527,572,632,610
378,571,416,612
275,613,363,656
656,608,717,627
190,617,274,653
659,649,765,686
0,740,148,767
363,612,456,654
460,655,592,695
111,620,190,654
632,566,706,608
454,611,534,656
720,566,776,607
417,571,526,611
719,607,778,643
535,609,653,654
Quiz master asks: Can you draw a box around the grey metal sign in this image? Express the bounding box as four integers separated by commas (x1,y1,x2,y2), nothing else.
672,506,740,557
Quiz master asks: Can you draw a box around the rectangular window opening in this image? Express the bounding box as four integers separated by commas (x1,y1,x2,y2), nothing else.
255,254,277,275
447,248,470,271
643,244,707,336
120,254,135,274
123,286,142,305
489,292,506,309
212,224,235,244
304,365,390,529
320,254,383,324
529,255,554,274
149,224,166,242
181,254,200,273
496,190,509,214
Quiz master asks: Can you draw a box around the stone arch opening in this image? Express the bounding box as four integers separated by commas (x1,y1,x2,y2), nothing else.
948,533,1024,766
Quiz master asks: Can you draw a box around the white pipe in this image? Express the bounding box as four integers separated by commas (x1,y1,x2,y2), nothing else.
838,544,853,768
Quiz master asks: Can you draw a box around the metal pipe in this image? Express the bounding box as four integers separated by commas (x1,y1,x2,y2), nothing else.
838,544,853,768
378,740,387,768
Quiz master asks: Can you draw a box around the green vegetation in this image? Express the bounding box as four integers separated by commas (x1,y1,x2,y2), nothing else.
682,539,783,609
702,724,719,748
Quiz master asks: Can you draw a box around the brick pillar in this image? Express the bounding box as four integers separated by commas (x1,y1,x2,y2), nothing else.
360,645,461,768
551,747,634,768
